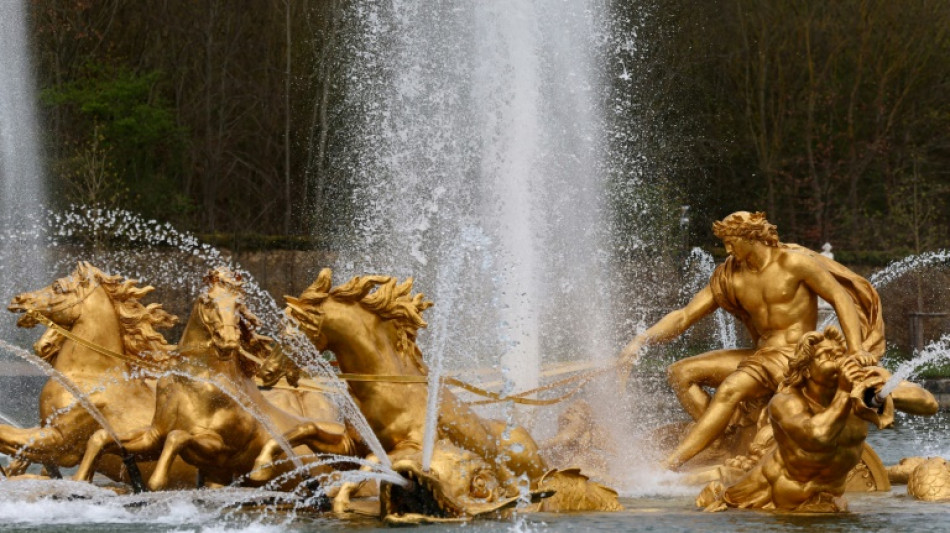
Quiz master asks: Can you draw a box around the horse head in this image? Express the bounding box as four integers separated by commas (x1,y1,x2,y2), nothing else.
8,261,100,330
195,267,247,362
283,268,432,376
257,344,300,387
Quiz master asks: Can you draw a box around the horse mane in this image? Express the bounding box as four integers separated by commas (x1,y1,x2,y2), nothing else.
304,268,434,373
78,262,178,364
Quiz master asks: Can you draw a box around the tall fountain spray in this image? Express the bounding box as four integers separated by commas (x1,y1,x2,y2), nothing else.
0,0,46,285
0,0,49,422
329,1,627,396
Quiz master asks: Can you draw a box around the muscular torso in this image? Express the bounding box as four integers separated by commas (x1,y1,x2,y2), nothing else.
766,392,867,504
730,251,819,349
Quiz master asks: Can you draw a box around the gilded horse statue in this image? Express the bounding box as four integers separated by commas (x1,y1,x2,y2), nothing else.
74,267,355,490
276,268,620,518
2,262,196,486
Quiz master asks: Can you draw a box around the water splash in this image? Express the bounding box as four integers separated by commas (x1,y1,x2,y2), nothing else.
867,250,950,288
44,205,392,466
331,1,618,395
422,226,489,470
684,248,737,349
0,409,20,428
0,339,121,445
880,334,950,398
0,0,48,339
818,249,950,331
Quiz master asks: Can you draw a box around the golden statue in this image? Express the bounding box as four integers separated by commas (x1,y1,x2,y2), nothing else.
73,267,355,491
696,326,937,513
887,456,928,485
884,457,950,501
380,438,542,524
2,262,196,487
540,400,613,481
279,268,620,517
619,211,885,470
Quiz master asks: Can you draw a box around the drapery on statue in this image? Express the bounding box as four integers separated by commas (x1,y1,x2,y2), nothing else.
619,211,885,470
696,326,937,512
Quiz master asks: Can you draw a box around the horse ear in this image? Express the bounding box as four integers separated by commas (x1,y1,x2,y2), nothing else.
298,268,332,300
314,268,332,292
74,261,92,285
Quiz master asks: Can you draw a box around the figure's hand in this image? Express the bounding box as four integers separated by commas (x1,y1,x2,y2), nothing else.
839,357,865,386
849,349,877,367
840,350,875,384
860,365,891,383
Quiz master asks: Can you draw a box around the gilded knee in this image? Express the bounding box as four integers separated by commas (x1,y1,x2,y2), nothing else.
667,361,690,389
713,380,746,404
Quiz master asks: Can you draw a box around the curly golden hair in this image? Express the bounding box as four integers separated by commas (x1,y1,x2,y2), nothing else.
74,262,177,363
712,211,779,247
783,326,846,389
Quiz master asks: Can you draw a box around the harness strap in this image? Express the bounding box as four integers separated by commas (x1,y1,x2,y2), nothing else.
26,311,336,393
26,310,615,406
28,311,165,373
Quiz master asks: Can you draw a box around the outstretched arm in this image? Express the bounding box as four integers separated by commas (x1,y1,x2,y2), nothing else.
619,286,718,366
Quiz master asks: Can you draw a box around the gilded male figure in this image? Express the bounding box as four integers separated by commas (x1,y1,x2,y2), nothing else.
620,211,884,470
697,326,935,512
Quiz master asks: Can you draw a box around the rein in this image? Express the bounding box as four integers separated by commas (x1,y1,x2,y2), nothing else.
26,310,617,405
25,310,339,393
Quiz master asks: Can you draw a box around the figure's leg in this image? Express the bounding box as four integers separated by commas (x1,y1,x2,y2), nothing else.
665,371,769,470
668,349,752,420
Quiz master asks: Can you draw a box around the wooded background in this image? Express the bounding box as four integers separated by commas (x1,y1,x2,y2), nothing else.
29,0,950,258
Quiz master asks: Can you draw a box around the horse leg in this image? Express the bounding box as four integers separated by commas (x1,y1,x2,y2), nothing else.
0,424,70,468
332,453,379,515
6,458,30,476
149,429,192,491
249,421,352,484
74,427,163,483
149,431,224,491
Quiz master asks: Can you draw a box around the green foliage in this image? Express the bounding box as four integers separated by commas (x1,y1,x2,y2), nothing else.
41,64,186,221
43,66,180,147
